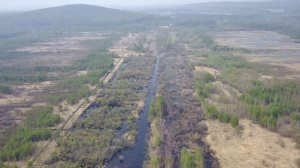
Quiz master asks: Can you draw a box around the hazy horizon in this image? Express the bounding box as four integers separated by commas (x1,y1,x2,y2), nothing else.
0,0,267,12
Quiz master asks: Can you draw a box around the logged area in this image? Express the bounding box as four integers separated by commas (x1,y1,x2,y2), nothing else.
0,0,300,168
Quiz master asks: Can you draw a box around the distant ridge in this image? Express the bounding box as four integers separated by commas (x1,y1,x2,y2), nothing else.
185,0,300,11
156,0,300,15
0,4,158,33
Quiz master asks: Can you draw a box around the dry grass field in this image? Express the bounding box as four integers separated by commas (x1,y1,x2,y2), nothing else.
214,31,300,81
187,30,300,168
205,119,300,168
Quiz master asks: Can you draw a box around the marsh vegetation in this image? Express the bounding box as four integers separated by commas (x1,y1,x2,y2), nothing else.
1,0,300,167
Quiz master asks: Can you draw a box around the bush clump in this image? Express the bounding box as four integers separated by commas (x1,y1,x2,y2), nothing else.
230,115,239,128
180,148,193,168
0,128,52,161
196,72,215,100
243,81,299,130
0,106,60,161
180,147,205,168
0,85,13,94
25,106,60,128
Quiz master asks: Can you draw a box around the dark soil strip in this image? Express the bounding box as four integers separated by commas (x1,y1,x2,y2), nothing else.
158,42,219,168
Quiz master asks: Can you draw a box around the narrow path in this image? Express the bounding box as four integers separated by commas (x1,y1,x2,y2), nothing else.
102,58,124,84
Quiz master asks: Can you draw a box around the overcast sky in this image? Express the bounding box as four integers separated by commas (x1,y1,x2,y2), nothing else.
0,0,264,12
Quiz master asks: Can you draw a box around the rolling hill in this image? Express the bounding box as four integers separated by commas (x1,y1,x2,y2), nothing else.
0,4,160,40
146,0,300,39
179,0,300,15
149,0,300,15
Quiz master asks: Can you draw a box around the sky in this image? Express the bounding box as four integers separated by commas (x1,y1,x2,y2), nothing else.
0,0,263,12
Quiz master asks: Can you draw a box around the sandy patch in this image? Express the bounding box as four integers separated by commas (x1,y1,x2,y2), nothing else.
32,140,58,167
0,95,31,106
214,31,300,81
195,66,219,76
0,81,54,106
213,81,241,98
246,56,300,71
109,48,141,57
260,75,274,80
205,119,300,168
109,33,144,58
246,56,300,80
136,100,145,109
1,32,110,71
101,58,124,84
77,70,88,76
213,81,242,98
0,81,55,131
270,62,300,72
13,32,106,53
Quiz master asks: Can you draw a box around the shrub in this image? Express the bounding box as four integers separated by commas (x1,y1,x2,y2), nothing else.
156,96,165,114
149,104,157,122
194,147,204,168
200,72,215,83
249,105,262,121
149,155,160,168
230,115,239,128
27,161,33,168
149,96,164,122
165,157,174,168
196,72,216,100
203,103,219,119
0,162,18,168
224,113,232,123
202,55,252,69
151,134,161,147
180,148,193,168
0,85,13,94
56,129,118,167
45,51,114,106
243,81,299,130
0,128,52,161
25,106,60,128
218,112,231,123
28,129,52,141
291,112,300,121
0,106,57,161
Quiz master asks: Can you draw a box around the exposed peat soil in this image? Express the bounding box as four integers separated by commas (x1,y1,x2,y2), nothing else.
158,38,219,168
